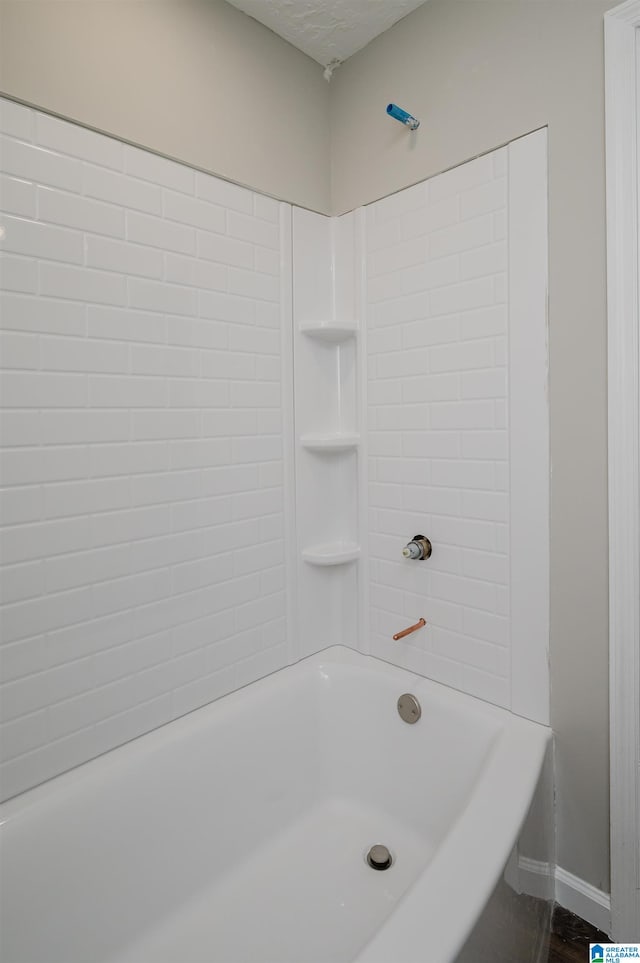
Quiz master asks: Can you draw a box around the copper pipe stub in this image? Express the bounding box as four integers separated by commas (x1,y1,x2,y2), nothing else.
393,618,426,641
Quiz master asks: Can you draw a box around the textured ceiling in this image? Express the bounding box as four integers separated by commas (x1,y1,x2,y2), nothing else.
225,0,431,67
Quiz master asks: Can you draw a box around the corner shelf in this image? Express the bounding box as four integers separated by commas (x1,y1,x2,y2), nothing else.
301,542,361,567
300,433,360,452
299,321,358,342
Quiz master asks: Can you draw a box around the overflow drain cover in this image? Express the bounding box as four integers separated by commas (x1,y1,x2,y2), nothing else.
367,845,393,871
397,693,421,724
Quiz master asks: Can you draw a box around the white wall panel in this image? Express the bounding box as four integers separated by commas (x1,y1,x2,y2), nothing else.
0,99,293,800
364,136,548,721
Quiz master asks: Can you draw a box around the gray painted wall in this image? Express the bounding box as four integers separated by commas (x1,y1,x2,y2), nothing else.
0,0,331,213
0,0,613,892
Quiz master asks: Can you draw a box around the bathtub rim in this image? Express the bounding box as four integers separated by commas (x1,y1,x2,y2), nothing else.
0,645,544,822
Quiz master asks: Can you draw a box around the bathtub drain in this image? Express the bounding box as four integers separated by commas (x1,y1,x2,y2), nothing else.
366,845,393,871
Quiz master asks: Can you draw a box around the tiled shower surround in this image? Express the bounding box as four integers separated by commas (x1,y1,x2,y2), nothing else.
366,151,512,707
0,99,290,800
0,99,548,800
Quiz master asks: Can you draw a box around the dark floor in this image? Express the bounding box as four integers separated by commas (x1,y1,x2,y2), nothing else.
548,906,610,962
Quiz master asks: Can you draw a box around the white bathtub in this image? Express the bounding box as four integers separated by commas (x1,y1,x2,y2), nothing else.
0,647,551,963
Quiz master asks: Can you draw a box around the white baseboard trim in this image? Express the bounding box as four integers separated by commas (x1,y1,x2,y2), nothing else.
518,856,554,901
515,859,611,935
554,866,611,936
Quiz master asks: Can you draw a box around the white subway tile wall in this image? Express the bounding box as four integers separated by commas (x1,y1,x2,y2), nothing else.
0,100,289,800
366,149,511,708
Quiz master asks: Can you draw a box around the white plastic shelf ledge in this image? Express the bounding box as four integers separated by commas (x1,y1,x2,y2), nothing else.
301,542,361,566
299,321,358,342
299,433,360,452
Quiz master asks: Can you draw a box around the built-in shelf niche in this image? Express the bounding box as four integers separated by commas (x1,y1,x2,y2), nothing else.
301,542,361,566
296,335,357,437
293,206,362,657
